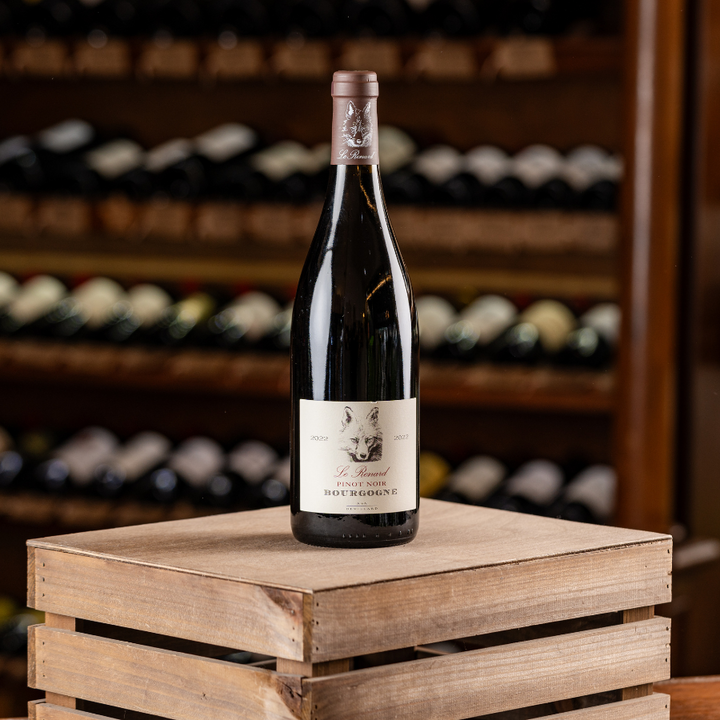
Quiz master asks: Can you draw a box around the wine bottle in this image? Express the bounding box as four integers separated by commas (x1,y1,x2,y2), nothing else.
207,291,281,349
0,426,24,491
342,0,411,37
279,0,338,38
418,451,450,497
490,299,576,364
0,275,67,335
82,139,148,198
43,276,127,339
93,431,171,498
553,464,616,524
0,135,45,193
257,455,291,507
465,145,528,208
249,141,319,204
194,123,259,200
508,0,568,35
0,608,45,655
145,138,207,200
0,272,19,311
439,455,507,505
291,71,419,548
35,119,99,194
564,146,622,211
489,459,564,515
445,294,517,362
512,144,574,209
415,294,457,357
209,0,269,43
227,445,291,509
142,436,233,506
145,0,204,39
80,0,142,39
35,426,119,493
100,282,173,343
146,291,216,346
262,301,294,352
378,126,425,205
25,0,83,39
555,302,619,369
414,145,482,207
413,0,483,37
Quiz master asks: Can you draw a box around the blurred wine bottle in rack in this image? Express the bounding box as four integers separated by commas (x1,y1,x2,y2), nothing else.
0,420,616,527
0,270,620,368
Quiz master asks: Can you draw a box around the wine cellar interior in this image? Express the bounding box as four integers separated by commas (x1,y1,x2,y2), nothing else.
1,0,720,714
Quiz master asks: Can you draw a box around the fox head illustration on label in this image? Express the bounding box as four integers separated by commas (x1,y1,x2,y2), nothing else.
339,406,383,462
341,101,373,149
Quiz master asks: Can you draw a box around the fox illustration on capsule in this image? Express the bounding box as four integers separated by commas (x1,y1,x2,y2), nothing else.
341,101,373,149
339,406,383,462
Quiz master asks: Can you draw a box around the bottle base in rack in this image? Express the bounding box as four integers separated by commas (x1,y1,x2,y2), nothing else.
291,510,419,549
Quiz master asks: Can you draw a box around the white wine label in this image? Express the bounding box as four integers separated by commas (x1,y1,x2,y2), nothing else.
299,398,417,514
145,139,193,173
85,140,145,180
228,440,278,485
169,437,224,489
55,427,119,487
38,120,94,155
112,432,172,482
195,123,257,163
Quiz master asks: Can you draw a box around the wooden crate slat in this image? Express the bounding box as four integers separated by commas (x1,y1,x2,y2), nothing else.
27,503,670,592
30,548,307,661
28,695,670,720
29,626,303,720
518,694,670,719
33,703,146,720
28,502,671,663
305,618,671,720
312,543,671,660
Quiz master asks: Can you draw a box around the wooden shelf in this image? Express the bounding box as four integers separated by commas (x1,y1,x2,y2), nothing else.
0,248,618,298
0,196,618,256
0,491,220,531
0,197,619,298
0,36,622,84
0,340,615,414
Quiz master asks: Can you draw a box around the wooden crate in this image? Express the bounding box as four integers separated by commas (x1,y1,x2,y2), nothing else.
26,499,673,720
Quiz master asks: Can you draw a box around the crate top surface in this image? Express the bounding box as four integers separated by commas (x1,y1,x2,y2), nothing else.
29,499,670,593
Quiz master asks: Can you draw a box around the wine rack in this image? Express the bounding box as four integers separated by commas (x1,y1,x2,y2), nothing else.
0,36,622,83
0,341,615,412
0,0,700,707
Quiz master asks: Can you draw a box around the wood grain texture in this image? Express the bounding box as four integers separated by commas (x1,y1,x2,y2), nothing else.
31,548,306,661
275,659,350,678
27,501,671,662
27,500,670,593
615,0,686,532
656,677,720,720
306,618,671,720
312,544,670,661
22,695,672,720
33,702,163,720
677,0,720,550
29,626,303,720
623,607,656,700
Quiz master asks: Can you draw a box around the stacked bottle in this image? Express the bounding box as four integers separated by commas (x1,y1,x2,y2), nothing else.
0,1,618,42
0,121,623,211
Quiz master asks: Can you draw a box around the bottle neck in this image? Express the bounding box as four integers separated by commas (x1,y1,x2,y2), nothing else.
331,96,380,166
325,164,386,219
